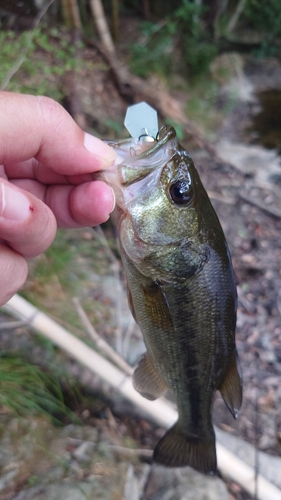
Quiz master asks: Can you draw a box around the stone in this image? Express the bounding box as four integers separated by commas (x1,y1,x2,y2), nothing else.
142,464,229,500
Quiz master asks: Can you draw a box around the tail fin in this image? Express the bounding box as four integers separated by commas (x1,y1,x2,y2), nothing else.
153,422,217,474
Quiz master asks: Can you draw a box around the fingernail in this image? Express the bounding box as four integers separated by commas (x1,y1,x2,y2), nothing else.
84,133,116,169
0,182,31,221
113,154,124,167
109,186,116,214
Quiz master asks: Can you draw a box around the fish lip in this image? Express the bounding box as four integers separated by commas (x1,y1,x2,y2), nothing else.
97,127,181,204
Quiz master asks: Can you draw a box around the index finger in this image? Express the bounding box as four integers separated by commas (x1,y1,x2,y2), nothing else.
0,91,116,175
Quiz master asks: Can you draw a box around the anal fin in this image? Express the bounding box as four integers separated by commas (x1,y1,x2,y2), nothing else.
218,349,243,419
133,352,167,401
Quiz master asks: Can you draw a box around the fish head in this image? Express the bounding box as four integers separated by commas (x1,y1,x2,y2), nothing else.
99,126,207,267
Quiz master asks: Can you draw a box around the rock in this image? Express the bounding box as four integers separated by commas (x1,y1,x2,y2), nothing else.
12,481,119,500
216,427,281,489
216,141,281,184
0,414,230,500
142,464,228,500
124,464,150,500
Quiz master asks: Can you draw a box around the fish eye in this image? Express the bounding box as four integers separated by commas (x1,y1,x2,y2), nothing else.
169,179,192,205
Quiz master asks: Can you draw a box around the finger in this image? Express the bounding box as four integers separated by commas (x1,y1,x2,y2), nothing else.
0,91,116,175
52,181,115,227
4,158,95,185
10,179,115,227
0,244,28,307
0,179,57,258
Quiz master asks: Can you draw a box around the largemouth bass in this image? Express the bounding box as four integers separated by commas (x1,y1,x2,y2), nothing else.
99,126,242,474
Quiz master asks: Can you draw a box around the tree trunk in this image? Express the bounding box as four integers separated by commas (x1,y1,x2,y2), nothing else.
142,0,151,20
61,0,82,30
89,0,115,54
111,0,119,41
226,0,247,35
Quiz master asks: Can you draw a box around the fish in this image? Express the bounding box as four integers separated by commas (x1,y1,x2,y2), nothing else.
98,126,242,474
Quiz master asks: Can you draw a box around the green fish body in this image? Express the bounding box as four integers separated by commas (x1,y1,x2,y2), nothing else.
100,127,242,473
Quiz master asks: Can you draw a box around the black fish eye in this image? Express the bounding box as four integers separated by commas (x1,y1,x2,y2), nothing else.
169,179,192,205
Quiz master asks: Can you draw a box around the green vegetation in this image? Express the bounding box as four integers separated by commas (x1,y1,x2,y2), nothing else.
0,353,73,422
130,1,216,79
129,0,281,79
0,26,100,99
244,0,281,56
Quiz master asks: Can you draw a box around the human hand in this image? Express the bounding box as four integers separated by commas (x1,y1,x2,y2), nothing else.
0,91,117,306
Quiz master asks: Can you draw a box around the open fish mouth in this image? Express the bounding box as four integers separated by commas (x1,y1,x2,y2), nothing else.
97,127,179,211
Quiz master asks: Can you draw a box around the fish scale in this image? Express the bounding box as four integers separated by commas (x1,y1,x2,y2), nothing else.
98,125,242,473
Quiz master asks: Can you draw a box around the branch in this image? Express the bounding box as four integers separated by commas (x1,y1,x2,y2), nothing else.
72,296,133,376
89,0,115,54
226,0,247,35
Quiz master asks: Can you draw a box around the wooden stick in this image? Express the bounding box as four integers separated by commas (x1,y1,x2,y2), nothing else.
0,320,26,331
3,294,281,500
92,227,124,355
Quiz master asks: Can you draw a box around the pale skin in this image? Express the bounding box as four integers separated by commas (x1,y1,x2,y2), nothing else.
0,91,117,306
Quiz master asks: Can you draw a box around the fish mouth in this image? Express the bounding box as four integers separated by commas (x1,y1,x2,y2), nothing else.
118,127,177,187
98,126,179,210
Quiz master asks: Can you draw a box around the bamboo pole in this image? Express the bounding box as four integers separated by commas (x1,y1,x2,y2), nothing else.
2,294,281,500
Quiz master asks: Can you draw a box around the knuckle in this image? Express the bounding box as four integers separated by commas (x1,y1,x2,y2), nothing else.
35,95,66,132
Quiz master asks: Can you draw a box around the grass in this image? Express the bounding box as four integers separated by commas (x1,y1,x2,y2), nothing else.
0,26,106,100
0,353,74,423
23,228,110,325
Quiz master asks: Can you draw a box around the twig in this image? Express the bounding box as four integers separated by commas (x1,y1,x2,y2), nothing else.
72,297,133,376
0,321,26,331
93,226,119,266
207,190,236,204
1,0,56,90
107,445,152,458
92,227,124,356
67,437,152,457
239,192,281,219
226,0,247,35
3,294,281,500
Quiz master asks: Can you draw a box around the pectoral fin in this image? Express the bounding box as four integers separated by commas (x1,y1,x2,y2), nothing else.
142,281,173,331
133,352,168,401
127,288,137,322
218,350,243,419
